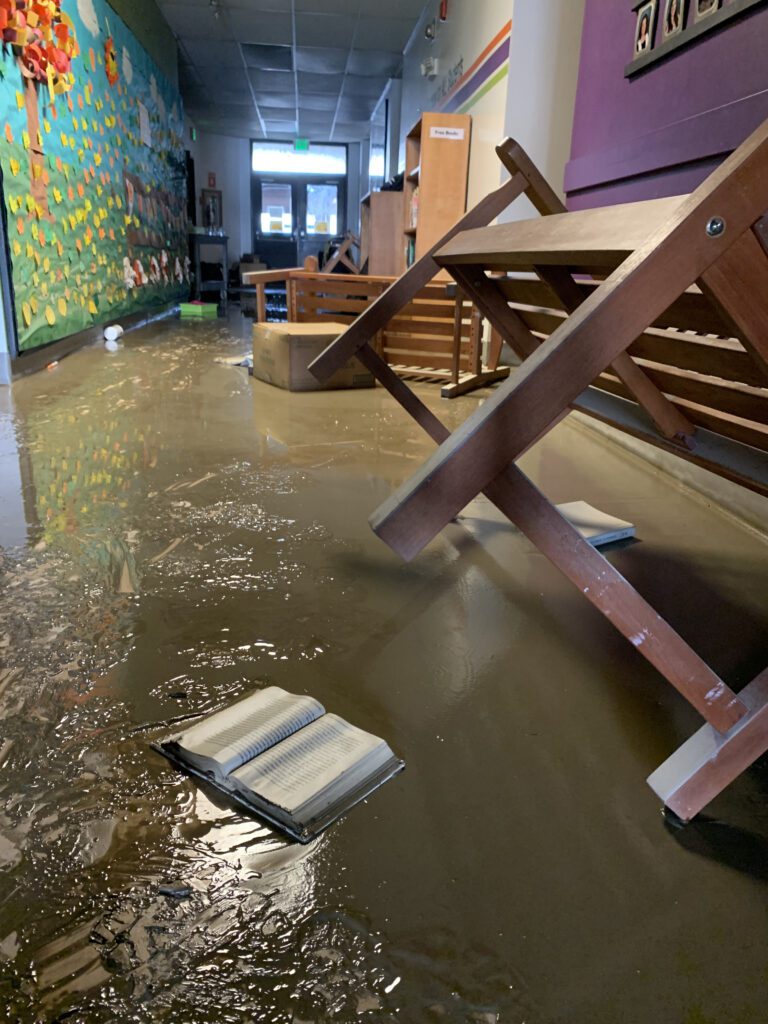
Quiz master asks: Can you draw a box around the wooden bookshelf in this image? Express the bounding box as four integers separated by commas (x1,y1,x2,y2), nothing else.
360,190,405,277
403,111,471,270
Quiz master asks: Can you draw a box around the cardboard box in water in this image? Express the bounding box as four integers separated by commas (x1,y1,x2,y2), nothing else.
252,321,375,392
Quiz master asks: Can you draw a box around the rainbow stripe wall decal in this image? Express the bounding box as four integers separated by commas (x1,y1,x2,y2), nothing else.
439,20,512,114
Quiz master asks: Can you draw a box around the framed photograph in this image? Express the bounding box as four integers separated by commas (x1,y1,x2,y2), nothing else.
201,189,222,230
694,0,720,19
634,0,657,55
662,0,687,37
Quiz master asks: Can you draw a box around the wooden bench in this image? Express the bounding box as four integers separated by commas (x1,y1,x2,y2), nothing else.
244,267,509,397
307,121,768,821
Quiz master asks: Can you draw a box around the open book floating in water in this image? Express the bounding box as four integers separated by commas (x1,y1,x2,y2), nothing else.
153,687,404,843
460,498,636,548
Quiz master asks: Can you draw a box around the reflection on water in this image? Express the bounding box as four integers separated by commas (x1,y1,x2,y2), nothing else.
0,318,505,1023
1,315,767,1023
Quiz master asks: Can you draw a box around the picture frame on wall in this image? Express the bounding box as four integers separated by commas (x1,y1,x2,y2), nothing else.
634,0,658,54
201,189,223,231
694,0,721,19
662,0,687,36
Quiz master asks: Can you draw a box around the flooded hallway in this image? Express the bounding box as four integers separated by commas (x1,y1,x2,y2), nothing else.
0,315,766,1022
0,0,767,1018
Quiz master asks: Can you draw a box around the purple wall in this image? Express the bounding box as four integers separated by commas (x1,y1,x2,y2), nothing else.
565,0,768,208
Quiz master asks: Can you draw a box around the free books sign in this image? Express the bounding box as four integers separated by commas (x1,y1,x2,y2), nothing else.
429,126,466,140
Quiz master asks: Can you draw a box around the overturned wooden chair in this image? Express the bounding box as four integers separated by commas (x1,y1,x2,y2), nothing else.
322,232,362,275
308,120,768,821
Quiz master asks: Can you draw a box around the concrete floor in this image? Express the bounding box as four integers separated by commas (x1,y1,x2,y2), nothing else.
0,312,767,1023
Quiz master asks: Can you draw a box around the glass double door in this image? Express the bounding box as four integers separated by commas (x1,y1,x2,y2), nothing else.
253,175,345,270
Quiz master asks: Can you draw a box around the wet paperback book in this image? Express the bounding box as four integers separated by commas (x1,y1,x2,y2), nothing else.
153,686,404,843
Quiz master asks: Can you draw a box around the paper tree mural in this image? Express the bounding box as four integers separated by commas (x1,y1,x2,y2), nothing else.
0,0,188,352
103,33,117,85
0,0,79,218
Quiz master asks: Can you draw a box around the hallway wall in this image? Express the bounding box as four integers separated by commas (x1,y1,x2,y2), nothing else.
566,0,768,208
500,0,586,222
186,129,252,260
0,0,187,356
400,0,512,208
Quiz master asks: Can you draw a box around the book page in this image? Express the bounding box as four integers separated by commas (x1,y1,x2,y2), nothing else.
231,714,387,813
173,687,324,775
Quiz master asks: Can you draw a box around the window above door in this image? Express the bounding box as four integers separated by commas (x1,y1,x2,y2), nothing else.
251,142,347,176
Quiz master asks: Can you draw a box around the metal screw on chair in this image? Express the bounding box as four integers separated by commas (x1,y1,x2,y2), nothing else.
706,216,726,237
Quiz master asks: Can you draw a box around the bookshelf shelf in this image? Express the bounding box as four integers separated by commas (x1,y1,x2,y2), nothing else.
402,112,471,271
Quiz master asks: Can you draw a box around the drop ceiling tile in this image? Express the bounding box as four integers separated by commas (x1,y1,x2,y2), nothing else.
298,93,339,111
226,10,293,44
254,91,297,109
248,68,294,91
299,124,335,140
341,74,388,99
359,0,426,16
297,71,342,95
259,105,298,121
296,117,333,131
204,120,263,139
264,118,298,133
295,13,357,48
295,46,348,74
241,43,294,71
353,16,415,50
295,0,357,13
336,95,376,120
346,49,401,77
297,105,334,121
187,102,259,121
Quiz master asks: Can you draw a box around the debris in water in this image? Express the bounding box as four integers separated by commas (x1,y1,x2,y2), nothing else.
165,472,217,493
148,537,184,564
0,931,19,961
158,884,192,899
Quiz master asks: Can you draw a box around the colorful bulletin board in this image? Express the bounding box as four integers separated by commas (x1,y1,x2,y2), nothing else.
0,0,188,353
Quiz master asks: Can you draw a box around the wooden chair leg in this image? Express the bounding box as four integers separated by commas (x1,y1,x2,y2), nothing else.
451,289,464,386
374,121,768,563
698,228,768,385
355,342,747,734
535,264,697,446
468,306,483,377
648,667,768,820
486,326,504,372
362,332,765,817
309,168,530,381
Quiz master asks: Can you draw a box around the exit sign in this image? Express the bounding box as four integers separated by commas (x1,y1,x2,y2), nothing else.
294,138,310,152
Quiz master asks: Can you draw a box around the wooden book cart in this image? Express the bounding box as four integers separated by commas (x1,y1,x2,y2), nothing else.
322,232,362,275
308,121,768,821
245,269,508,397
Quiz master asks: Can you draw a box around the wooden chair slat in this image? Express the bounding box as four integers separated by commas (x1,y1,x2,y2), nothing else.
496,276,733,336
435,196,683,269
516,306,763,388
574,387,768,493
590,377,768,452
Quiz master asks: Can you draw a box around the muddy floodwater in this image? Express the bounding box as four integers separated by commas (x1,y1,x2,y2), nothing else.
0,313,767,1023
